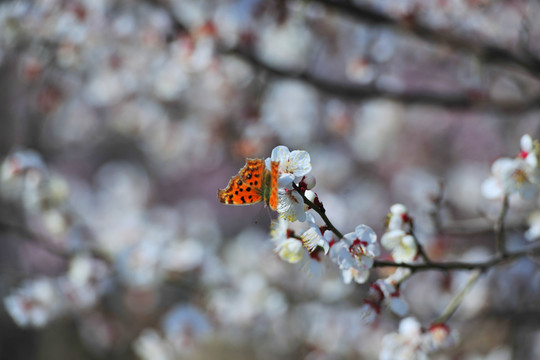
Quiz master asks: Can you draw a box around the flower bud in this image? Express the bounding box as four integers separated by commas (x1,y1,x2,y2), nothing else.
302,175,316,190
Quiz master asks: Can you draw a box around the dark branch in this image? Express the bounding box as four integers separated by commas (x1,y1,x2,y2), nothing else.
292,183,344,239
309,0,540,79
292,180,540,274
495,195,510,257
224,46,540,114
372,242,540,272
146,0,540,113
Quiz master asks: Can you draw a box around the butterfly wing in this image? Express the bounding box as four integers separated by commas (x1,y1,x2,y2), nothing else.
217,159,265,206
266,161,279,211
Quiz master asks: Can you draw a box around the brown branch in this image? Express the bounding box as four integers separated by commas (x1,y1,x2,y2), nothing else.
144,0,540,113
292,182,540,273
292,183,344,239
0,217,71,259
410,229,431,264
495,194,510,257
308,0,540,79
223,46,540,114
373,243,540,272
228,45,540,111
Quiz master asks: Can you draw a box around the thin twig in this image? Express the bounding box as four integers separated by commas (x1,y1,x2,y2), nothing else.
433,270,481,324
429,180,445,235
411,230,431,264
374,242,540,272
292,183,344,239
495,194,510,257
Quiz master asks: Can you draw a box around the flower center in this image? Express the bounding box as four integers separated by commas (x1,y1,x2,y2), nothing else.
349,238,368,257
512,168,529,185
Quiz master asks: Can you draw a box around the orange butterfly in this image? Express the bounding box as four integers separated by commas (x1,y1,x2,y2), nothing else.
218,159,279,210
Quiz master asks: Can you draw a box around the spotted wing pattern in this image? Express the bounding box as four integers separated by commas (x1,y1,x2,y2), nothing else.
218,159,266,206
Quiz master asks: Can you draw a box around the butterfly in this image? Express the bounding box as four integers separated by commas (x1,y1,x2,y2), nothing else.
218,159,279,210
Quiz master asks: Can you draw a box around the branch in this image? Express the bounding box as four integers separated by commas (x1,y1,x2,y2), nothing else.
308,0,540,79
410,229,431,264
495,194,510,257
145,0,540,114
433,270,481,324
0,217,71,259
224,47,540,114
292,183,540,273
373,244,540,272
292,183,344,239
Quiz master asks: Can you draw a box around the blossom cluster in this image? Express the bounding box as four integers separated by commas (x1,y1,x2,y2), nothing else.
380,317,458,360
267,146,383,284
0,150,218,356
1,0,539,357
267,146,424,329
482,134,540,244
482,134,540,200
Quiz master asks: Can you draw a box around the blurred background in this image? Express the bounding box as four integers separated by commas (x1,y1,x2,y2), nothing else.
1,0,540,359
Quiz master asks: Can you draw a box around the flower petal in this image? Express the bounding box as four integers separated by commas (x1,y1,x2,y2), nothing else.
271,145,291,163
287,150,312,176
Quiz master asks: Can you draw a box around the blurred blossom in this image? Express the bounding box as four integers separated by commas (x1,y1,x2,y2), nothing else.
0,150,47,201
346,57,376,84
209,271,287,327
446,163,488,214
4,278,62,328
222,227,274,278
161,238,205,273
151,60,189,101
219,55,254,88
323,99,352,136
257,17,312,70
47,99,100,146
134,329,174,360
482,134,540,200
262,80,318,146
309,146,353,190
424,323,459,353
380,317,426,360
525,210,540,241
381,204,418,263
1,0,540,358
162,305,212,354
109,98,169,139
213,3,241,46
117,240,165,289
170,0,206,28
370,30,396,63
348,100,402,161
297,303,378,357
0,2,30,47
391,167,439,210
94,161,150,210
363,271,411,322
